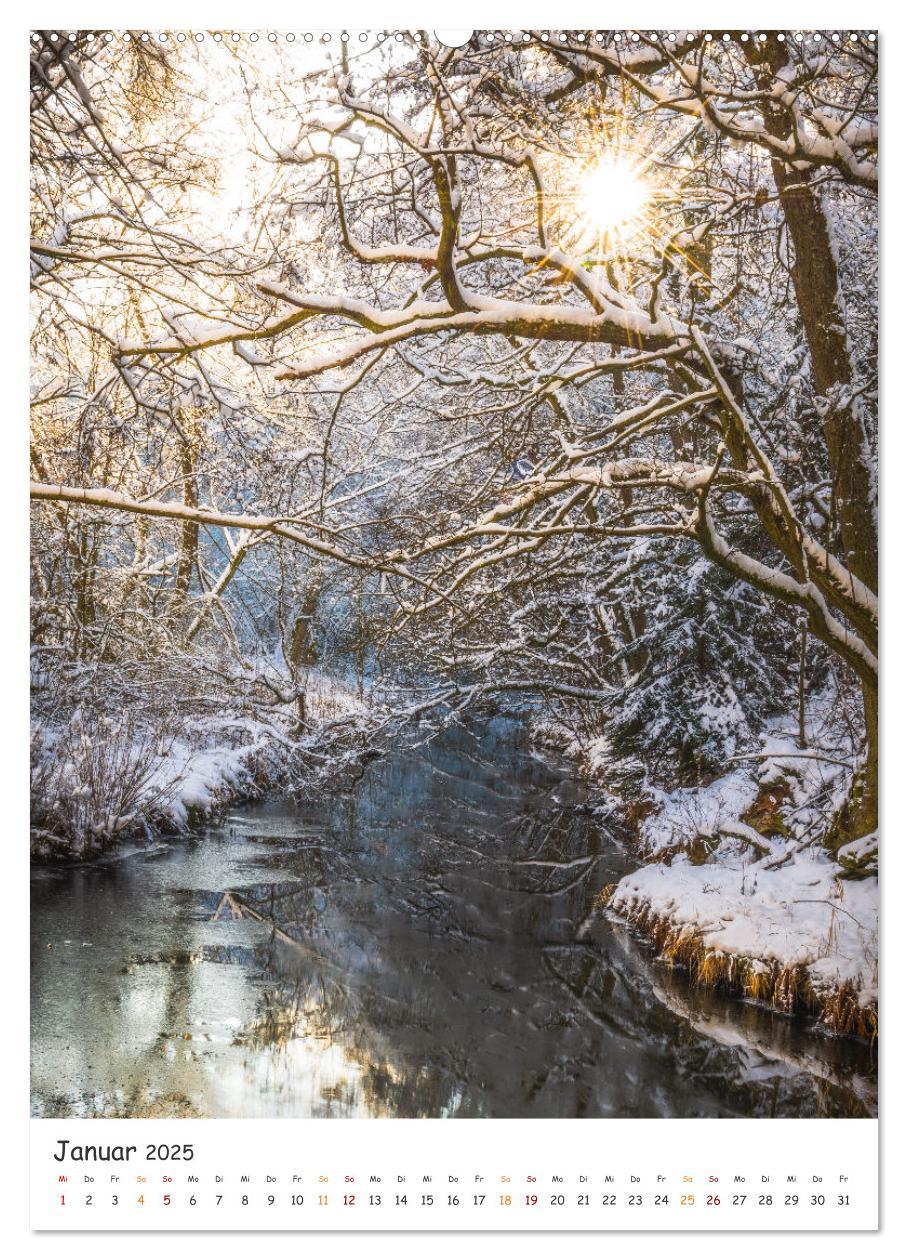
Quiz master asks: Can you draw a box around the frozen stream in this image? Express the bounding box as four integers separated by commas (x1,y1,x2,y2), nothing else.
31,718,876,1119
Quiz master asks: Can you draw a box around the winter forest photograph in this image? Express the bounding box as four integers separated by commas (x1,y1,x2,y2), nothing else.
29,28,878,1120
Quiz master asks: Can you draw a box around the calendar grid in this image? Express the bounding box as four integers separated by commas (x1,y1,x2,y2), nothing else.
31,1118,878,1231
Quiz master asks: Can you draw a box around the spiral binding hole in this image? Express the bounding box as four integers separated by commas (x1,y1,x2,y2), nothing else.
29,29,879,49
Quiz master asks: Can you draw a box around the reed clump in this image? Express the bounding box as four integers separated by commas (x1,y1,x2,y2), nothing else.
607,893,877,1043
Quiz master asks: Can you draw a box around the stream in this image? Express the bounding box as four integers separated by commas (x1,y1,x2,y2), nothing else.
31,717,877,1119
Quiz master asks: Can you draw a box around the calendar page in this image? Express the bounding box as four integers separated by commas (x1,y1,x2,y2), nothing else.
28,20,879,1236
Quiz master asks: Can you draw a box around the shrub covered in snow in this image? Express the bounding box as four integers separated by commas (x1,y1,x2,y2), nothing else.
30,658,369,858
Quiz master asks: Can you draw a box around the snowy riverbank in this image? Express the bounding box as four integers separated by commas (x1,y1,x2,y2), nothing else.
30,670,368,860
610,848,877,1039
536,704,878,1040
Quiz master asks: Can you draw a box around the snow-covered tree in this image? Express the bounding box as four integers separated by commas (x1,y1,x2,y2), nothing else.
30,30,877,849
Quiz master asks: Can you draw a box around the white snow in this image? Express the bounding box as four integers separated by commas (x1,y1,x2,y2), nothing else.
607,699,878,1012
611,850,877,1005
638,768,757,855
31,670,364,851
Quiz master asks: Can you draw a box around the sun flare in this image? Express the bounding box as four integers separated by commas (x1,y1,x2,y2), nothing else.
576,157,651,234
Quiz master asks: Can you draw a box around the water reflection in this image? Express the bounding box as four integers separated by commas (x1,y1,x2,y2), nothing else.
31,718,877,1119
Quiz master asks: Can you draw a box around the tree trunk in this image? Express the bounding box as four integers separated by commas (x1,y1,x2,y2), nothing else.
741,43,878,842
174,410,199,610
770,144,879,844
831,682,878,845
747,41,878,596
770,160,878,595
288,580,321,731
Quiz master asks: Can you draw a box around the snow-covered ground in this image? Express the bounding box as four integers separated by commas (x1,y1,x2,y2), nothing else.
603,710,878,1038
611,848,877,1030
156,672,366,829
534,699,878,1039
31,670,366,857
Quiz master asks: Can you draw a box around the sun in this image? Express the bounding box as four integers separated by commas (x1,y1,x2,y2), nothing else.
576,157,652,235
547,150,657,264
